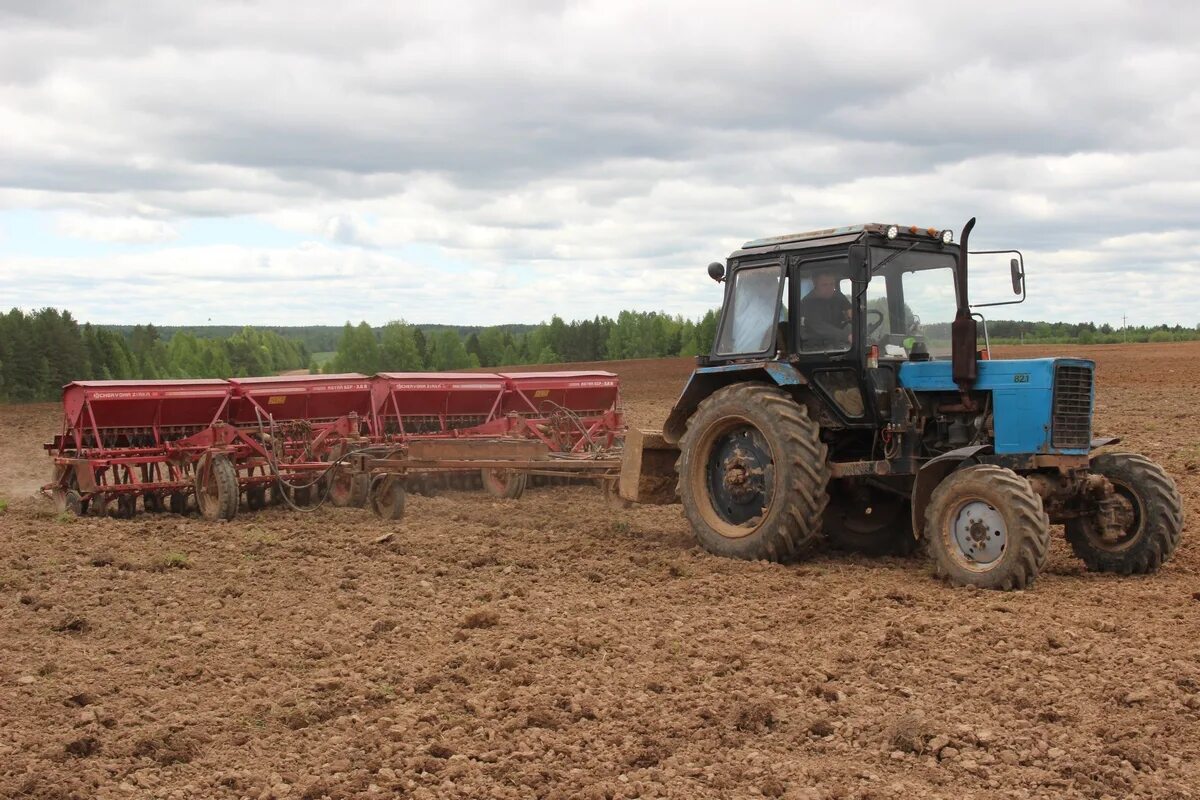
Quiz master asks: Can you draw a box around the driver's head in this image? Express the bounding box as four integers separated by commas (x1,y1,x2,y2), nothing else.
812,271,840,299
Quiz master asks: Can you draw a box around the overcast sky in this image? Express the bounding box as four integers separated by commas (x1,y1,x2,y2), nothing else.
1,0,1198,328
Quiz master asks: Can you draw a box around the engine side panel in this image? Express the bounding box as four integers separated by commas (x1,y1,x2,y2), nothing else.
899,357,1093,455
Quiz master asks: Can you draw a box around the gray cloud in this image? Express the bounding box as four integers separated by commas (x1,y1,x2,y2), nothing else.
0,0,1198,326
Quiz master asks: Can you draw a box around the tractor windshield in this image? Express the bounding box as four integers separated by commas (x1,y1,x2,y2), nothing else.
714,263,783,356
865,248,958,357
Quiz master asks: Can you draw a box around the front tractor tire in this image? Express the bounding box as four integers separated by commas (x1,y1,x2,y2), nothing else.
1066,452,1184,574
925,465,1050,590
676,382,830,563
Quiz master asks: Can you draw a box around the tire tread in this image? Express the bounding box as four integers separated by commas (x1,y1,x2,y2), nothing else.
676,382,830,562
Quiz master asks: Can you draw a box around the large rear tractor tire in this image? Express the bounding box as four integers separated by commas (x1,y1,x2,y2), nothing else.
481,468,528,500
1066,452,1183,574
676,382,829,562
370,475,406,520
195,454,239,522
924,465,1050,590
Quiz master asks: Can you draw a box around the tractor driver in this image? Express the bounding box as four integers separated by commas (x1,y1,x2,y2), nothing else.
800,270,852,351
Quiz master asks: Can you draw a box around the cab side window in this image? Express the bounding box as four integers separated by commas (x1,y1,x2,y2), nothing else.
714,263,783,356
796,268,852,354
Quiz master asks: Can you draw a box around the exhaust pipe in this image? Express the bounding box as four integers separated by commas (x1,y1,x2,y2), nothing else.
951,217,978,392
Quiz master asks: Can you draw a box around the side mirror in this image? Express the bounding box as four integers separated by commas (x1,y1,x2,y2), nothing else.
847,243,868,272
707,262,726,283
1010,257,1023,295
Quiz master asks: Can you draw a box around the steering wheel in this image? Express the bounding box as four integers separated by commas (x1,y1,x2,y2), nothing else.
866,309,886,338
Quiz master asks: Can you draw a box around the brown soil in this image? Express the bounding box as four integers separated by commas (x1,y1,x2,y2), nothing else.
2,343,1198,799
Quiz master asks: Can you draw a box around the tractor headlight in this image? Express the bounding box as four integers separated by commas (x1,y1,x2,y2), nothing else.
940,229,953,244
886,225,899,240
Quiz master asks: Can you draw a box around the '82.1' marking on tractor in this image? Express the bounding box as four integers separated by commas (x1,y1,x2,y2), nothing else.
1013,373,1030,383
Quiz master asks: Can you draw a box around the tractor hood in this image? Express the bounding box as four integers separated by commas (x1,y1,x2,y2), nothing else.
899,357,1095,455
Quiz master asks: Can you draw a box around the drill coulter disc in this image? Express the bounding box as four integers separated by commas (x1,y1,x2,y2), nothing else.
330,467,370,508
370,475,406,520
481,468,528,500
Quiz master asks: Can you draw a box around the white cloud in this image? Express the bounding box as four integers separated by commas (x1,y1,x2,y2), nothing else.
0,1,1198,326
55,212,178,243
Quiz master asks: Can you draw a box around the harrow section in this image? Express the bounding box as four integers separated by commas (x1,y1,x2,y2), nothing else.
43,370,625,520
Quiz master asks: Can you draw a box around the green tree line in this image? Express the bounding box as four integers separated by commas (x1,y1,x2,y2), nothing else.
98,322,541,356
322,311,721,373
922,319,1200,345
0,309,309,402
3,306,1197,404
984,319,1200,345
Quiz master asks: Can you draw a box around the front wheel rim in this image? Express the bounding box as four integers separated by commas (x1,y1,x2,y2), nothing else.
200,468,218,511
948,499,1007,570
1086,481,1144,552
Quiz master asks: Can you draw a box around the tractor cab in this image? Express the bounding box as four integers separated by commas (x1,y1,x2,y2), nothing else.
671,222,1022,437
710,223,965,367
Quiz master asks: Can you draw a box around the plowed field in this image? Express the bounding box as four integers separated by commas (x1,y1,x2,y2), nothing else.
1,343,1198,799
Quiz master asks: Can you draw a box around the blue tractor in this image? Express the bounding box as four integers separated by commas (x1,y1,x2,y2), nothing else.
621,219,1183,589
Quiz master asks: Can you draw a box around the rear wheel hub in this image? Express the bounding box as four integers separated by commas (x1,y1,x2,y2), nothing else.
706,425,773,527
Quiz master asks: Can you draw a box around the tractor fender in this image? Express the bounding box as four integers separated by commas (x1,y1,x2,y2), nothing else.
911,444,993,539
662,361,806,444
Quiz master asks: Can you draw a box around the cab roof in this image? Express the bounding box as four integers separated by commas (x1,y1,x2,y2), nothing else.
741,224,879,250
734,223,954,257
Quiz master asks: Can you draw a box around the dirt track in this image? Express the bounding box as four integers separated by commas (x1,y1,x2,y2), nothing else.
1,344,1198,799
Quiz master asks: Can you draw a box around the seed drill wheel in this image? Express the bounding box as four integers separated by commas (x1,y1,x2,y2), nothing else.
370,475,406,520
194,453,239,522
824,482,915,556
676,382,830,562
51,466,89,516
1065,452,1183,574
330,468,370,508
924,465,1050,590
481,468,528,500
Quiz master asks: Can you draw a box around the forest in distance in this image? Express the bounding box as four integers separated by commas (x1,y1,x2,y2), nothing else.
0,307,1197,403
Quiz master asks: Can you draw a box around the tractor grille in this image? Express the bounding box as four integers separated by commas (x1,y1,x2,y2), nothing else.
1051,364,1093,449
